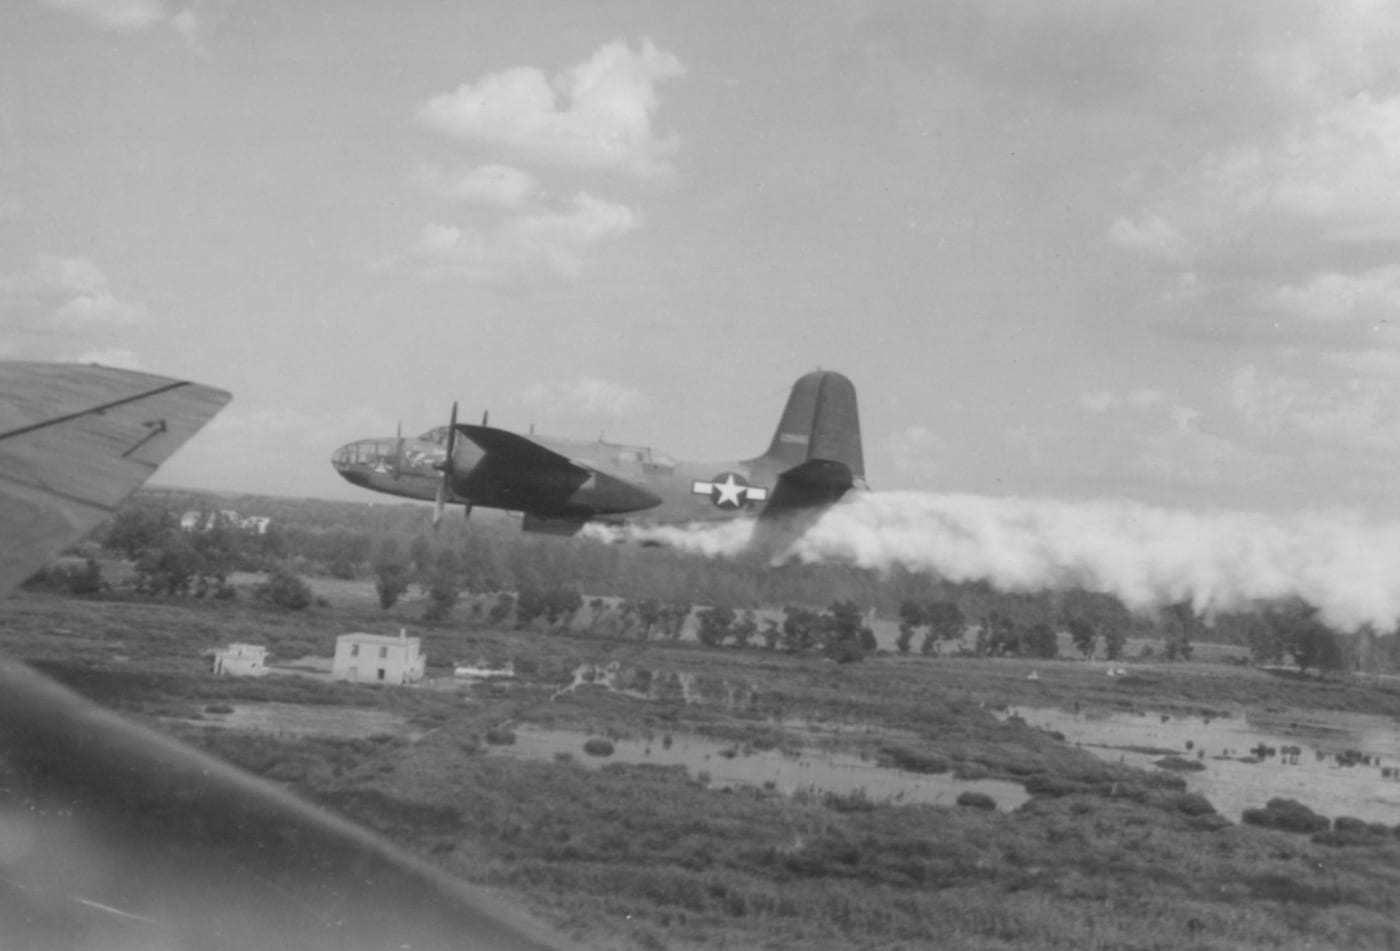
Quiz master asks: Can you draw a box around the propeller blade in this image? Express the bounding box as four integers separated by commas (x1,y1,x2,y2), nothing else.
433,402,459,531
481,410,488,427
391,420,404,480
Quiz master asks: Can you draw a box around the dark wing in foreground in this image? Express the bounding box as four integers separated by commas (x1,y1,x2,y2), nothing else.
0,364,577,951
0,361,231,596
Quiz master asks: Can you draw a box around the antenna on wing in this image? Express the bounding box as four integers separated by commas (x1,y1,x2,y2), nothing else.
432,402,458,530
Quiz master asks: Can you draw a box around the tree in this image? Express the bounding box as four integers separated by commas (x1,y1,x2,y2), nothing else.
632,599,662,641
1266,600,1346,675
105,506,173,560
1067,617,1097,659
543,588,583,628
374,561,411,609
1161,601,1197,661
658,601,691,640
133,531,200,596
422,548,461,623
408,534,433,576
1103,626,1127,661
487,592,514,625
515,587,547,628
1023,622,1059,660
984,611,1020,656
897,600,925,655
823,600,874,663
927,601,965,642
761,618,781,650
696,605,736,647
255,567,312,610
732,610,758,649
782,606,819,653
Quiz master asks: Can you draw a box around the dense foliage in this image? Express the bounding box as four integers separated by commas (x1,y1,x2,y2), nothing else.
68,487,1395,670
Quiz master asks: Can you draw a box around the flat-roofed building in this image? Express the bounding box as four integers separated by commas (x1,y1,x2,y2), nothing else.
332,629,425,685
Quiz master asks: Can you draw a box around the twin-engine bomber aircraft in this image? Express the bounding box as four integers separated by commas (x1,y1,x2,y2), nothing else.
332,370,867,535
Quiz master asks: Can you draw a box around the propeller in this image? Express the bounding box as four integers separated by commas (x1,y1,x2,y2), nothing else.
390,420,404,480
432,402,458,530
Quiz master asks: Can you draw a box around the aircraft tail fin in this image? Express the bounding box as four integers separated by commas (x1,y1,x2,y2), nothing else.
759,370,864,481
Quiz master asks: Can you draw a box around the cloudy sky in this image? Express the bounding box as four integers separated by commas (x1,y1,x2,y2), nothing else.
6,1,1400,518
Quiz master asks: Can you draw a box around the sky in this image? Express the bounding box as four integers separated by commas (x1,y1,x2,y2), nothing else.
6,1,1400,522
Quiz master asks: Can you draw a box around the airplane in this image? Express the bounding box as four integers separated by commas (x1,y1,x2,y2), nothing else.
332,369,866,536
0,362,575,950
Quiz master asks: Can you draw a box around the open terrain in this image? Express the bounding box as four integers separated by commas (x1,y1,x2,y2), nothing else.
6,577,1400,950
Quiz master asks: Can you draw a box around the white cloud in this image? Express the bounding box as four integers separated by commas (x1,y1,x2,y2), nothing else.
0,255,145,328
407,193,639,282
418,38,685,177
414,163,538,208
1106,213,1188,259
1106,2,1400,270
522,376,648,418
1229,363,1400,451
1189,94,1400,241
42,0,200,34
1267,265,1400,324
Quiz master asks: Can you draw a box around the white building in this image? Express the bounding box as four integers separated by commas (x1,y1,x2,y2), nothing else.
213,643,268,677
332,629,425,685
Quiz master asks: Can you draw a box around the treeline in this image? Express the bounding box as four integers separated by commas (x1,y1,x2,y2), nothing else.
65,489,1400,673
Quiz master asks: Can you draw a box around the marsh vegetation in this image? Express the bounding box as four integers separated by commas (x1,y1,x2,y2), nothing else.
9,570,1400,950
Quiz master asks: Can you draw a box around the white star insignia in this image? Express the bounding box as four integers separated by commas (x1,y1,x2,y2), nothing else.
713,474,745,507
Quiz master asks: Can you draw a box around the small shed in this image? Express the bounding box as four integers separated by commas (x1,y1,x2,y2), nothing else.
213,643,267,677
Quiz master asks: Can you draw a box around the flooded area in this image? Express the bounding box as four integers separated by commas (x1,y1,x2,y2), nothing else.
1011,705,1400,823
491,724,1029,810
180,702,412,739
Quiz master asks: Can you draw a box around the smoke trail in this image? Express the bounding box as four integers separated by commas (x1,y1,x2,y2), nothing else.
595,492,1400,631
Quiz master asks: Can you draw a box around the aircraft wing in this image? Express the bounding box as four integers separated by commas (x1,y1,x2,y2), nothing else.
0,361,231,597
455,424,590,478
0,365,579,950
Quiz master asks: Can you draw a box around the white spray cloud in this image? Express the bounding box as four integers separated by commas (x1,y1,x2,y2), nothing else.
599,491,1400,632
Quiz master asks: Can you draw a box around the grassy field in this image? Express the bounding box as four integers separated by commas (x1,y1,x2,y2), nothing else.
6,576,1400,950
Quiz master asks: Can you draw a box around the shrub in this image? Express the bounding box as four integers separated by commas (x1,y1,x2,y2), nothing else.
484,729,516,746
1155,756,1206,772
583,738,616,757
879,745,949,774
1175,792,1216,816
1024,774,1093,798
956,791,997,811
1242,798,1329,834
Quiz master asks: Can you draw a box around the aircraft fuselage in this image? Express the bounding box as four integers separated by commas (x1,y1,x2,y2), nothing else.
332,430,786,526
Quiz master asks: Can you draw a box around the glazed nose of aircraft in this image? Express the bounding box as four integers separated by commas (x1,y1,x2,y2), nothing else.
331,437,397,487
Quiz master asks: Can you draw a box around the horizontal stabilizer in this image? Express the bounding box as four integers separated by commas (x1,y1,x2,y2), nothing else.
761,458,854,516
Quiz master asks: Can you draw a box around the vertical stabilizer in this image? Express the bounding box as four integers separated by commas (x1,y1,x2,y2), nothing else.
761,370,864,479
